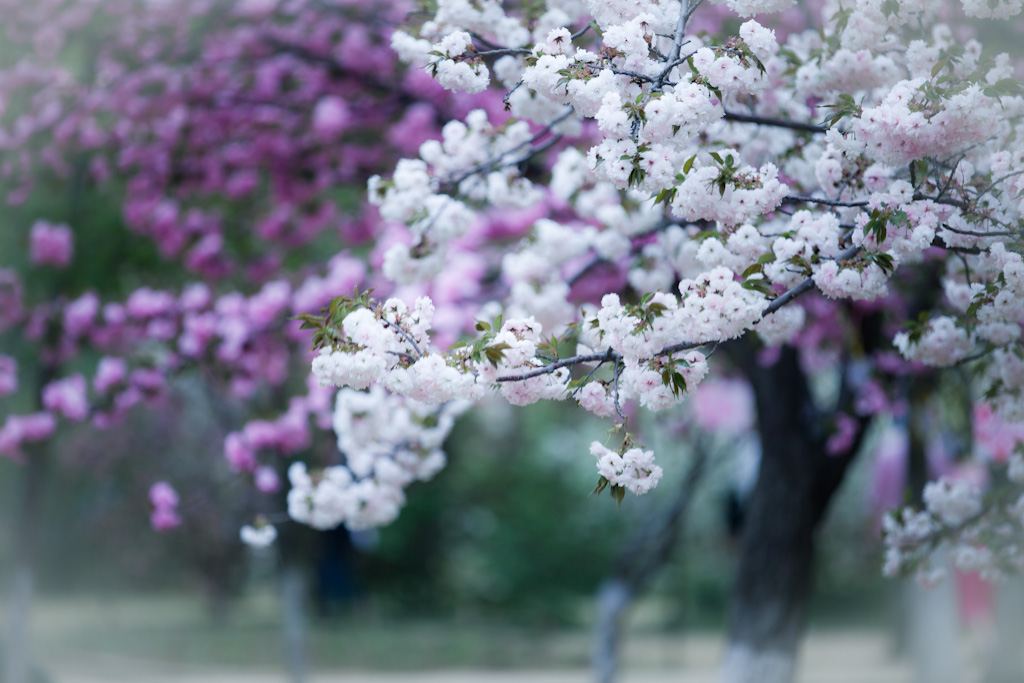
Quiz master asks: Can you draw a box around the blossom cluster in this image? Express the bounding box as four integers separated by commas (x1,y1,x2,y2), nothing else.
286,387,466,530
883,458,1024,584
287,0,1024,540
591,441,663,496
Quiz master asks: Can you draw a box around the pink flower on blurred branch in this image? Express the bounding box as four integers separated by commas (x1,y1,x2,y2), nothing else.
0,412,56,459
224,432,257,472
29,221,73,268
149,481,181,532
63,292,99,338
126,287,175,319
42,374,89,421
254,466,280,493
827,414,859,456
93,356,127,394
312,96,351,139
150,507,182,531
691,379,755,435
149,481,179,508
973,403,1024,463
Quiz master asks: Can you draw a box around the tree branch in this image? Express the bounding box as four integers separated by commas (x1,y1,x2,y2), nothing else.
784,195,869,208
440,107,575,189
723,110,828,134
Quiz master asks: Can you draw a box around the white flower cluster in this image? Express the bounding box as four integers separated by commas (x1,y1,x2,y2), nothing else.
311,297,438,391
640,83,725,146
670,156,788,226
852,196,939,261
240,523,277,548
368,110,549,284
738,21,777,62
474,317,571,406
764,211,843,288
882,508,937,576
754,307,806,347
986,349,1024,420
813,258,893,301
898,243,1024,368
711,0,795,19
429,31,490,94
922,479,982,526
893,317,971,367
691,47,769,96
855,78,1001,166
991,150,1024,218
795,47,901,99
590,441,663,495
432,0,531,47
287,387,466,530
587,267,765,357
620,352,709,411
883,467,1024,583
583,0,681,32
961,0,1023,18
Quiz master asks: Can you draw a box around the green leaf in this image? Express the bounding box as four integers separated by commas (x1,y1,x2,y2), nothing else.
611,485,626,507
742,262,764,278
484,342,511,366
671,371,687,396
831,7,853,34
653,187,677,206
741,278,773,296
984,78,1024,98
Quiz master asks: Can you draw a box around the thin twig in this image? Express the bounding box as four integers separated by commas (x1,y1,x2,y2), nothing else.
785,195,869,208
723,110,827,134
570,361,609,398
380,318,423,357
441,107,575,188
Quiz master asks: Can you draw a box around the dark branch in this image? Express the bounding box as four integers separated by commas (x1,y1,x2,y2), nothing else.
723,110,827,134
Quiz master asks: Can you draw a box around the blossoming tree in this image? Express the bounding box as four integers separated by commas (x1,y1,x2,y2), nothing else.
288,0,1024,681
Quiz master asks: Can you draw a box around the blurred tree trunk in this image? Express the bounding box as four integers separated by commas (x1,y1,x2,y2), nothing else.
592,448,706,683
3,447,48,683
281,555,309,683
722,347,861,683
905,555,960,683
986,577,1024,683
902,378,961,683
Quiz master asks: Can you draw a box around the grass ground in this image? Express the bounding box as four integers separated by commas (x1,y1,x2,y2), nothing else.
11,591,938,683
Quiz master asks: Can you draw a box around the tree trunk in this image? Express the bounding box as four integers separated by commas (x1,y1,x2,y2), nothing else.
723,348,859,683
280,560,309,683
905,558,961,683
593,579,633,683
4,448,48,683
